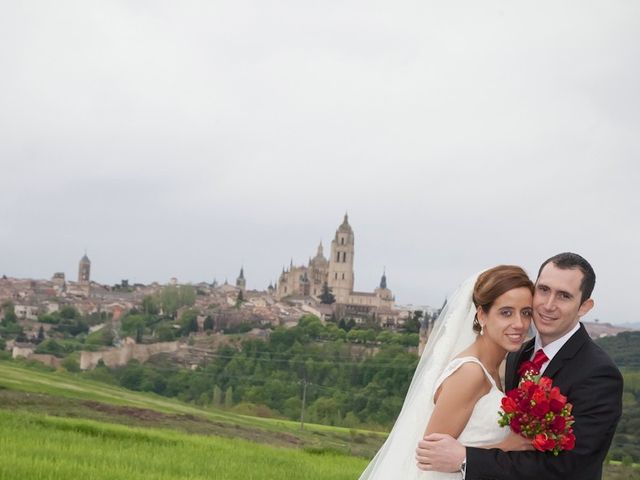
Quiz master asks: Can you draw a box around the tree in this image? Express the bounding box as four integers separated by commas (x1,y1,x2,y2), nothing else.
319,282,335,304
36,326,45,344
35,339,65,357
119,360,145,391
179,310,199,335
141,295,159,315
15,330,28,343
179,286,196,308
121,314,146,340
159,285,196,317
236,290,244,307
59,305,79,320
404,310,423,334
160,286,180,316
298,315,323,338
62,356,80,373
338,318,355,332
225,386,234,408
156,324,175,342
212,385,223,405
1,300,17,325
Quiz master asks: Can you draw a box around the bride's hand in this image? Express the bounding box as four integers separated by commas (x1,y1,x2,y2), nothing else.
489,433,535,451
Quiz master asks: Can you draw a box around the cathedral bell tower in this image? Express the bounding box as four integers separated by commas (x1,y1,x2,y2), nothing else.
236,267,246,292
78,253,91,284
327,213,355,302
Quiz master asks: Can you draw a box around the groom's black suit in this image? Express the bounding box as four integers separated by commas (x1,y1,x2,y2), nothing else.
466,323,623,480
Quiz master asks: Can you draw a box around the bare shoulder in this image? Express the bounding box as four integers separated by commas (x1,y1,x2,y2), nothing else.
447,360,489,387
436,360,491,402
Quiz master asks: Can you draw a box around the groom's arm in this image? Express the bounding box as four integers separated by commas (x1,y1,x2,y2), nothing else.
465,362,622,480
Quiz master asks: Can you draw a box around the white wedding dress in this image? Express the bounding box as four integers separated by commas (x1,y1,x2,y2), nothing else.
428,356,509,479
359,272,508,480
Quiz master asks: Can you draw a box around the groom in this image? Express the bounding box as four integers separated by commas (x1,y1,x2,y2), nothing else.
415,252,623,480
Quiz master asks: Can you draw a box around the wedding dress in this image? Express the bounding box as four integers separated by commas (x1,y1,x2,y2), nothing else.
359,273,508,479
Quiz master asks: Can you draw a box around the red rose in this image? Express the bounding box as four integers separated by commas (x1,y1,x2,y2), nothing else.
518,397,531,413
533,434,556,452
538,377,553,389
507,388,519,400
549,386,567,404
560,433,576,450
549,398,565,413
527,383,540,397
532,387,547,404
502,396,518,413
532,400,551,418
510,417,522,433
550,416,566,433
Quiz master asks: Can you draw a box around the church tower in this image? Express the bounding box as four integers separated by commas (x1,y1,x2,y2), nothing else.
236,267,246,292
328,214,355,302
78,253,91,284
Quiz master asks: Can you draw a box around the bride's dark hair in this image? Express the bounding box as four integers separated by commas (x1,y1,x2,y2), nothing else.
472,265,534,333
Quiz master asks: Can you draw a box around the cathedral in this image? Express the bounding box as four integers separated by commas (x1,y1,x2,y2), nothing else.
275,214,395,320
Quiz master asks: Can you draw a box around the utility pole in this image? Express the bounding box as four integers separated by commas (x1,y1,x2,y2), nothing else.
300,377,308,430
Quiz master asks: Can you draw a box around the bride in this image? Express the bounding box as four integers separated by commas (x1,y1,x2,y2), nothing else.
359,265,535,479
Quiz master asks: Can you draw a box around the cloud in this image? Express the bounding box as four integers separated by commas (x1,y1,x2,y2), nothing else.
0,1,638,324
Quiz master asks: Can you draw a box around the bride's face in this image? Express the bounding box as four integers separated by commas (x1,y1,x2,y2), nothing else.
478,287,533,352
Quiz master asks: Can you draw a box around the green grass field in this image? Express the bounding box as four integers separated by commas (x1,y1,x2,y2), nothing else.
0,410,367,480
3,359,635,479
0,360,372,479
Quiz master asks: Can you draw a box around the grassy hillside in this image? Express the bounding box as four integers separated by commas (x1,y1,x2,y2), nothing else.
0,359,375,479
2,358,637,480
0,410,367,480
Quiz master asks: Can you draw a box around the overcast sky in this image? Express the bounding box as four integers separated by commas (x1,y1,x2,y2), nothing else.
1,1,638,324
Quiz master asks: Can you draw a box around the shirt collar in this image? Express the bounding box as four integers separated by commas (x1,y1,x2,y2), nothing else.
533,322,581,370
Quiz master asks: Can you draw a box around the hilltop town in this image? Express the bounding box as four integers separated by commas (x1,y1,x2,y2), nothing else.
1,215,632,371
1,216,435,369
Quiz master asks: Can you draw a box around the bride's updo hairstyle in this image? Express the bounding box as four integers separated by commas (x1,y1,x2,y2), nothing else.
472,265,534,333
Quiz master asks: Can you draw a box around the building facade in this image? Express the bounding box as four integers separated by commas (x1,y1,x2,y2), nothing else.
275,214,396,320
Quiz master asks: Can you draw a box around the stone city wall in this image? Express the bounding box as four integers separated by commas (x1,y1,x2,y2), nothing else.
11,346,61,368
80,341,180,370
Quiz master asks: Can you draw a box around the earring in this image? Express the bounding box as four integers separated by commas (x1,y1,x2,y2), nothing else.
480,324,484,335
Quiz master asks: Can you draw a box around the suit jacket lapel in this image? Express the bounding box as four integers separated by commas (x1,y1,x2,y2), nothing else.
542,323,589,379
506,338,534,390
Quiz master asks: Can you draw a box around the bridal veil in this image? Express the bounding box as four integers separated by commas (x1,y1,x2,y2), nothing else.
359,273,479,479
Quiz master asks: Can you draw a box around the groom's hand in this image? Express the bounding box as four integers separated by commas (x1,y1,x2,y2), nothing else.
415,433,465,473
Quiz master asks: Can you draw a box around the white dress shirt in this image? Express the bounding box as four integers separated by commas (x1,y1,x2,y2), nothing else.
533,322,581,375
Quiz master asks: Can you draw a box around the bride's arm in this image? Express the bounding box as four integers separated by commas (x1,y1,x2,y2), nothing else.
423,362,490,438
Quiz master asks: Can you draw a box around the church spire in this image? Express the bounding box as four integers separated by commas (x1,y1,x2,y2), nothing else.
236,267,246,291
380,268,387,289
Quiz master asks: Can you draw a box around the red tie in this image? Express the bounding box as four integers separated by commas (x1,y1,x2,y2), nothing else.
531,349,549,371
518,348,549,376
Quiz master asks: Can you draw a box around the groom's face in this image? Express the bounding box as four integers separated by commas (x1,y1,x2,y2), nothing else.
533,263,594,346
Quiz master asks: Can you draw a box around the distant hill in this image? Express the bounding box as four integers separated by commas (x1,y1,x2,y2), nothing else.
582,321,636,340
595,331,640,368
612,322,640,330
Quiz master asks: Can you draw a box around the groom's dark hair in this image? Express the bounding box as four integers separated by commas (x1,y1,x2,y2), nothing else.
537,252,596,304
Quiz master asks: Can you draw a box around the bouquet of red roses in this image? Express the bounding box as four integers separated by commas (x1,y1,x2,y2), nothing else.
498,364,576,456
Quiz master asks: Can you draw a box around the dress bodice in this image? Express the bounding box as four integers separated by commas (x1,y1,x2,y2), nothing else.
421,356,509,479
434,356,508,448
